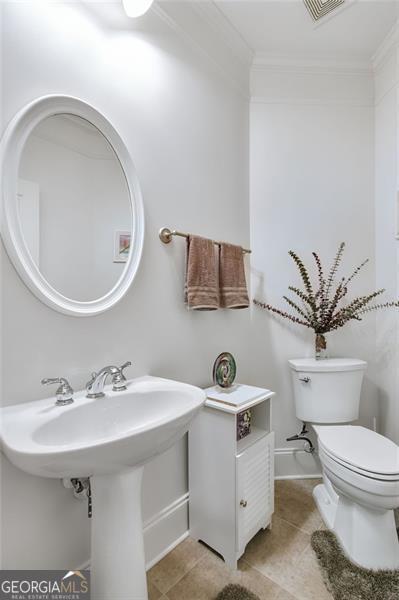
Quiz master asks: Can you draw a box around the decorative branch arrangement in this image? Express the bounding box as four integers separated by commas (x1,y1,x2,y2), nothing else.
254,243,399,358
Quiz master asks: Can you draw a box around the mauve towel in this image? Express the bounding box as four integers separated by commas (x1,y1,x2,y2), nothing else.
184,235,219,310
219,243,249,309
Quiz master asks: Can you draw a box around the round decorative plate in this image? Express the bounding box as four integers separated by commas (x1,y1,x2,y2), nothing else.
212,352,237,388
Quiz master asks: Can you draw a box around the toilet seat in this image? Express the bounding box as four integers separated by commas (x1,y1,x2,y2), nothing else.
314,425,399,480
320,443,399,482
319,445,399,499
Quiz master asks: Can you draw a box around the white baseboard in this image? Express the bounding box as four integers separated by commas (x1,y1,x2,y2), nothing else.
144,493,189,570
274,447,322,479
76,492,190,572
275,474,322,480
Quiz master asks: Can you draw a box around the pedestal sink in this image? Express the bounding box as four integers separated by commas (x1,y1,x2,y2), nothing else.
0,375,205,600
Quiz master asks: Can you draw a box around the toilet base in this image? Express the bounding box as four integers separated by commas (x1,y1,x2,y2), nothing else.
334,493,399,571
313,482,337,530
313,481,399,571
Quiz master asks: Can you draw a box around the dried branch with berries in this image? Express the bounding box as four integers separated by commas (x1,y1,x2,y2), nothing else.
254,243,399,358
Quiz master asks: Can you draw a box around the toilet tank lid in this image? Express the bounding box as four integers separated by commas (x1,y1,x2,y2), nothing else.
288,358,367,372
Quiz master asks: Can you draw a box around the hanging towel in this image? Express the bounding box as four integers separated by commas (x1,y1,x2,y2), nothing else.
185,235,219,310
219,243,249,309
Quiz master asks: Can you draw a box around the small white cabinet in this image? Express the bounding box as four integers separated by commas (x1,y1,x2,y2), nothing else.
189,384,275,569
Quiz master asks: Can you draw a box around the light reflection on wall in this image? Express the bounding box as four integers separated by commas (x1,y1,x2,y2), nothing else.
24,1,167,99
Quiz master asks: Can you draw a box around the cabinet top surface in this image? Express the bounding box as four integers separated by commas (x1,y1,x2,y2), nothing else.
204,383,274,414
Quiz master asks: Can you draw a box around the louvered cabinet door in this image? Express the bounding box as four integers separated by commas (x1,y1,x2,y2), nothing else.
236,432,275,553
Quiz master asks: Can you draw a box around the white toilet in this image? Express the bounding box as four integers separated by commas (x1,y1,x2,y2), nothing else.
289,358,399,571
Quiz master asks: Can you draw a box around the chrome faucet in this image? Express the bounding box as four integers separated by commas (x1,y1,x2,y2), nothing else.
86,361,132,399
41,377,74,406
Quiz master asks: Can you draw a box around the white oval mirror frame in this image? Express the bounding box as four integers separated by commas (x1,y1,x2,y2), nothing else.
0,95,144,317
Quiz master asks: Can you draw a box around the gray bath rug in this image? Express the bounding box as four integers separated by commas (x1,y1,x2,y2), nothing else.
215,584,259,600
311,530,399,600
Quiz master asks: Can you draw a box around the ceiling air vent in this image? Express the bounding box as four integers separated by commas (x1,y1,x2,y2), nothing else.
303,0,345,21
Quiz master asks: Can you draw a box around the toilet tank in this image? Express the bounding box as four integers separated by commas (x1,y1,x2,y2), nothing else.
288,358,367,424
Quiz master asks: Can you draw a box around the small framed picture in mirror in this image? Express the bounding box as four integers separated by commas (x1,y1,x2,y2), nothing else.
114,230,131,263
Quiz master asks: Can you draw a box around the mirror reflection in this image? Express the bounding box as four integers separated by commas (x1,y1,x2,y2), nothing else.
18,114,132,302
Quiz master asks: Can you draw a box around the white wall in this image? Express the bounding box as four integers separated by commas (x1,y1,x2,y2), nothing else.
249,63,377,477
0,2,250,569
374,44,399,444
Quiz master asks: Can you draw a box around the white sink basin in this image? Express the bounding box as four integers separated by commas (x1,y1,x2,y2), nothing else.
1,375,205,479
0,375,205,600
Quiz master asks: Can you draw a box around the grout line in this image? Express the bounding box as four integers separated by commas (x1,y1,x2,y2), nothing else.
240,559,283,600
274,541,314,600
242,517,317,599
249,560,309,600
149,579,164,598
275,513,323,537
159,545,209,595
273,514,313,537
246,563,287,598
240,558,253,568
297,542,312,568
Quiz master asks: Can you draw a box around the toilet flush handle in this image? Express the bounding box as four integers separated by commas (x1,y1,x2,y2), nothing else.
299,376,311,383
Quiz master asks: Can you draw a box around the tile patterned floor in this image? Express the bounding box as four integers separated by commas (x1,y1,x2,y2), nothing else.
147,479,332,600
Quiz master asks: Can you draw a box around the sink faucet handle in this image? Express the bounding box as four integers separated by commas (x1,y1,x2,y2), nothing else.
112,361,132,392
42,377,61,386
41,377,72,390
85,372,97,390
41,377,74,406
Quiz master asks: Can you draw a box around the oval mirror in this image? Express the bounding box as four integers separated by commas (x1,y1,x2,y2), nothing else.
0,96,144,316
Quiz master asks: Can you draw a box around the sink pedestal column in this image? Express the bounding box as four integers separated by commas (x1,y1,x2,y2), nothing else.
91,466,147,600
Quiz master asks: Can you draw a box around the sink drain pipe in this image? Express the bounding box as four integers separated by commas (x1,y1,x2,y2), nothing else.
62,477,92,517
62,477,89,498
286,422,315,454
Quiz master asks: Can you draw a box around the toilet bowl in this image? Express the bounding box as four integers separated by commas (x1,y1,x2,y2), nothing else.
317,425,399,570
289,358,399,571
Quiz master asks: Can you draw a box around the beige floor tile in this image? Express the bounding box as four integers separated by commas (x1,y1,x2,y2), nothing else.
279,543,332,600
148,579,163,600
232,559,281,600
275,479,323,535
151,479,331,600
167,551,280,600
274,589,297,600
243,516,310,589
148,537,207,594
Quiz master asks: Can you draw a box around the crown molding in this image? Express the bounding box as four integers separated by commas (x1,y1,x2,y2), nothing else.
252,53,371,75
188,1,254,68
251,96,373,108
372,20,399,72
151,1,252,98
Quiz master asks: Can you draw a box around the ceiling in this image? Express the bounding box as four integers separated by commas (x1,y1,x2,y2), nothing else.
214,0,399,61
